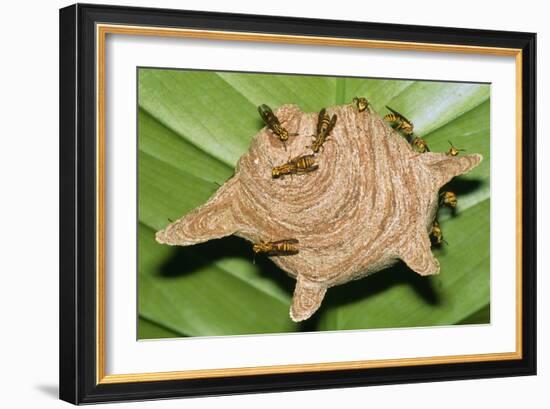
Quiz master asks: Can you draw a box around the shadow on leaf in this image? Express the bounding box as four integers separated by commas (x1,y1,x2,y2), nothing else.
156,234,441,332
319,261,440,310
443,177,483,196
439,177,483,218
157,235,296,296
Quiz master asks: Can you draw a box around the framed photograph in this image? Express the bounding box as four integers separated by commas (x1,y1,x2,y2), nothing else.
59,3,536,404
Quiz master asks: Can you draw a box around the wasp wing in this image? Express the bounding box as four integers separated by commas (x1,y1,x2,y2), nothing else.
317,108,326,134
258,104,280,126
328,114,337,133
272,239,299,245
385,105,412,124
296,164,319,174
271,239,300,246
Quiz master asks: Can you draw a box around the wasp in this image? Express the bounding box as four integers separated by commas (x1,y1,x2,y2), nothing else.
258,104,298,150
353,97,371,113
309,108,337,153
430,220,448,246
384,106,414,136
411,136,430,153
252,239,299,256
271,154,318,179
440,191,458,208
446,141,466,157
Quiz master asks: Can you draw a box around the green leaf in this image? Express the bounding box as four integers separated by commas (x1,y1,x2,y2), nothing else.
383,81,490,135
138,150,219,231
139,107,234,185
138,317,184,339
138,69,490,338
138,223,299,336
457,304,491,325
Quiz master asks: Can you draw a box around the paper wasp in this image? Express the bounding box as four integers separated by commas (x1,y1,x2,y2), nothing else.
271,154,319,179
430,220,448,246
384,106,414,136
309,108,337,153
352,97,371,113
411,136,430,153
252,239,299,262
440,191,458,208
446,141,466,157
258,104,298,150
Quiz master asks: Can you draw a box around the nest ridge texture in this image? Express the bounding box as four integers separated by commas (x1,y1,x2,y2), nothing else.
156,103,482,322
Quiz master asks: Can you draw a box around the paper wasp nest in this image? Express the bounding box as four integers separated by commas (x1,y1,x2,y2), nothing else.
156,104,482,322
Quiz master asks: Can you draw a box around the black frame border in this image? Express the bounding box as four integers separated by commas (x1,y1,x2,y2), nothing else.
59,3,536,404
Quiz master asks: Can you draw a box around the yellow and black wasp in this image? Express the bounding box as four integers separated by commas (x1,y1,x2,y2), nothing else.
430,220,448,246
384,106,414,137
271,154,319,179
411,136,430,153
446,141,466,157
309,108,337,154
252,239,299,259
352,97,371,113
440,191,457,208
258,104,298,150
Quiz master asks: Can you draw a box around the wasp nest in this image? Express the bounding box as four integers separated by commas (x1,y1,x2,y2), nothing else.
156,104,482,322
